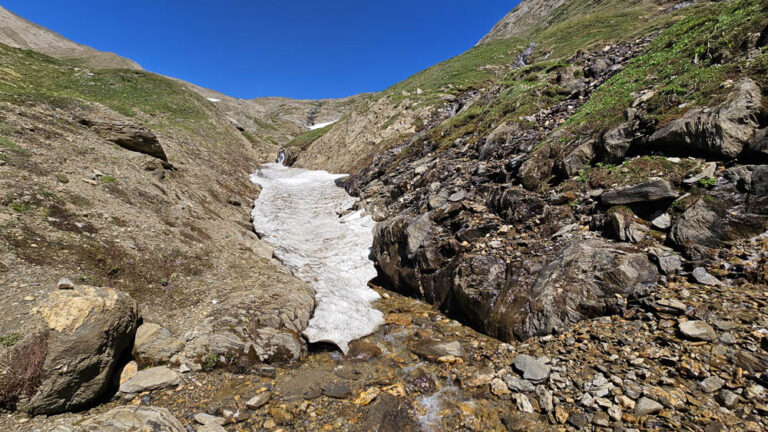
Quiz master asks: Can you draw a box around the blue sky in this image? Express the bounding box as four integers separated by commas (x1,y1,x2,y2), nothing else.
3,1,518,100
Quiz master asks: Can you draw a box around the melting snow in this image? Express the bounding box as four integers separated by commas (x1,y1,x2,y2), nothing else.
308,120,337,130
250,163,384,353
207,97,221,102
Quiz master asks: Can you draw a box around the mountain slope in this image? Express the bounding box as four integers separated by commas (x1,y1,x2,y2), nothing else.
0,5,142,70
477,0,565,45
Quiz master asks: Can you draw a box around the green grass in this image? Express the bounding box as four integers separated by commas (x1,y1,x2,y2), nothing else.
0,42,244,155
0,333,20,347
386,38,527,103
10,203,29,212
284,123,335,152
100,175,116,183
566,0,768,134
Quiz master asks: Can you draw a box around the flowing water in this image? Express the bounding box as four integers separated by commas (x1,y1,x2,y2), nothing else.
250,163,384,353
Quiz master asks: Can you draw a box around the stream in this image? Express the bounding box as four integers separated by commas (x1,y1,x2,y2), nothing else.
250,163,385,353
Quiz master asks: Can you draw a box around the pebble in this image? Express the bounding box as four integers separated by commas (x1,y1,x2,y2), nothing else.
513,354,550,383
679,320,717,341
635,397,663,416
691,267,723,286
194,413,225,426
246,392,271,410
699,376,725,393
57,277,75,289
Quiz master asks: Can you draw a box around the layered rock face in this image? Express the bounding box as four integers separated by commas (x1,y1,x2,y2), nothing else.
345,18,768,346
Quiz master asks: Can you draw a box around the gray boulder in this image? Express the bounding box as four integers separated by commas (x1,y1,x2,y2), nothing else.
669,198,768,259
119,366,181,394
513,354,550,384
599,123,633,163
8,285,138,415
181,278,315,366
646,78,764,159
74,406,185,432
601,178,678,206
559,140,595,177
607,210,649,243
516,239,659,339
133,323,183,366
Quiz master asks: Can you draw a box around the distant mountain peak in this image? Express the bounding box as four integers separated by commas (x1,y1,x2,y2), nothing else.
0,5,142,70
477,0,565,45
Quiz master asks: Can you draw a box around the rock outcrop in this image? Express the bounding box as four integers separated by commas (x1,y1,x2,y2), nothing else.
645,78,766,159
1,285,139,415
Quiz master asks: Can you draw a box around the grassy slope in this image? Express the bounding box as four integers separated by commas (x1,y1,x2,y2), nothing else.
0,43,243,152
568,0,768,133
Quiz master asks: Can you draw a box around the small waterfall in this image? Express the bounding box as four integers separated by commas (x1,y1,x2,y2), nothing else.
275,151,286,165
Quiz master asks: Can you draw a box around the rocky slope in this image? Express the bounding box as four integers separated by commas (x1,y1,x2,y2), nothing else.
0,5,142,70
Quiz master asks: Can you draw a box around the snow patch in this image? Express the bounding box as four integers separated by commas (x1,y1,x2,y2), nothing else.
250,164,384,353
207,97,221,102
308,120,337,130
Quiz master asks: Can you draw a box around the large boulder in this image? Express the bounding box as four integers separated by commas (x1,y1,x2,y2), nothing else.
599,123,633,163
180,274,315,366
509,239,658,339
81,119,168,161
132,323,183,366
74,406,185,432
645,78,765,159
669,196,768,259
601,178,678,206
1,285,139,414
558,140,596,177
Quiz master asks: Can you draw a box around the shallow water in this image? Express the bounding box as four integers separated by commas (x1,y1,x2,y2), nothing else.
250,163,384,353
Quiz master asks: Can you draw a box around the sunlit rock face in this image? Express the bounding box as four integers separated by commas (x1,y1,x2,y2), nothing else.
250,163,384,353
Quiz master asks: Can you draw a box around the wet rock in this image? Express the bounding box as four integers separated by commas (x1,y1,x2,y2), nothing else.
513,354,550,384
353,387,381,406
119,366,181,394
699,376,725,393
646,78,765,159
679,320,717,342
245,392,270,410
346,340,383,361
691,267,723,286
635,397,663,416
601,178,678,206
74,406,184,431
322,382,353,399
15,285,139,415
357,393,418,432
133,323,183,366
409,339,465,361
